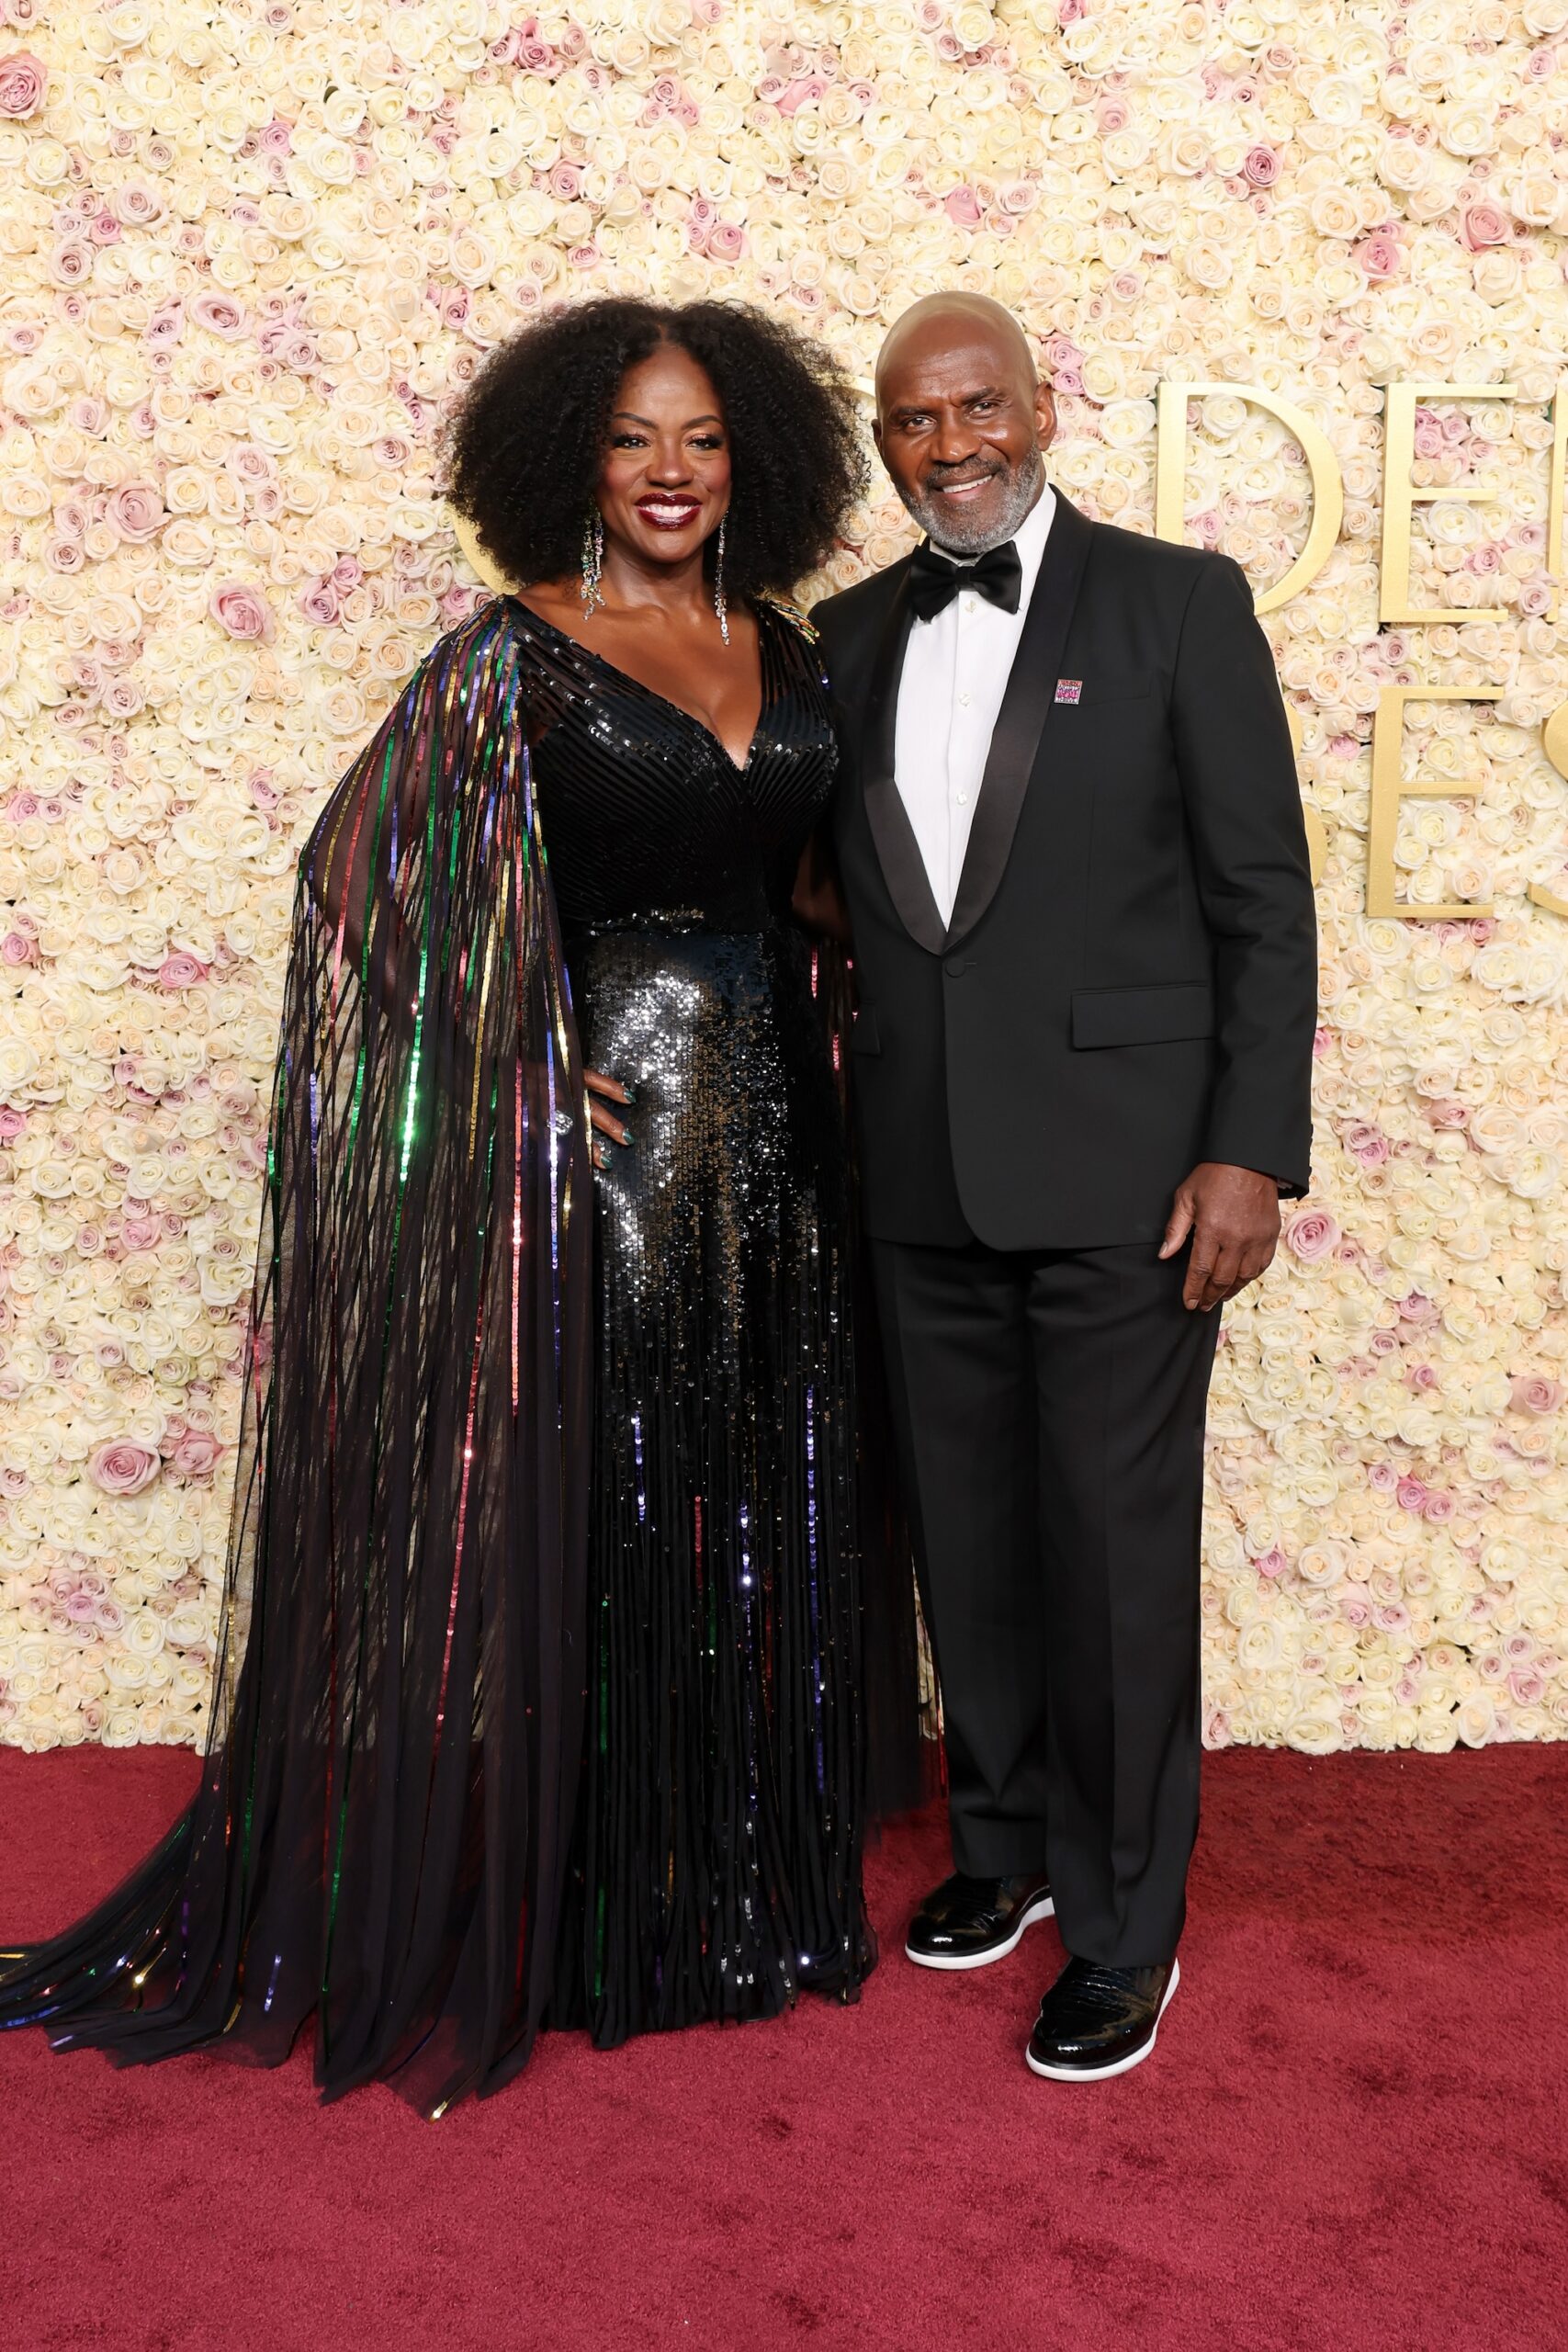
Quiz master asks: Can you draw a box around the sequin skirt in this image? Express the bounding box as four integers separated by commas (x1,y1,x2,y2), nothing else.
551,917,870,2044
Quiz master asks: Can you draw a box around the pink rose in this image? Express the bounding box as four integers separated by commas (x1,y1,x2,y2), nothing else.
88,1439,161,1497
1367,1463,1399,1492
1255,1547,1288,1579
1353,232,1402,280
1098,98,1130,133
171,1430,220,1476
1461,201,1508,252
299,579,339,624
1243,146,1280,188
113,181,164,228
157,953,207,989
1396,1477,1428,1512
707,220,745,263
189,290,246,338
776,75,828,116
0,1106,27,1139
1343,1122,1389,1165
0,50,45,118
1424,1491,1456,1522
105,481,164,542
209,582,272,640
1284,1208,1339,1261
1509,1375,1563,1416
944,186,985,229
120,1214,161,1250
1413,408,1444,459
1,932,34,965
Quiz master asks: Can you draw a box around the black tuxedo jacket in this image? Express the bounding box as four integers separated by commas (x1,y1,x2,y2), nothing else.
812,494,1317,1250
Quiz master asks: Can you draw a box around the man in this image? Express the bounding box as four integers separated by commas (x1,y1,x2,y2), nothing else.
813,295,1316,2080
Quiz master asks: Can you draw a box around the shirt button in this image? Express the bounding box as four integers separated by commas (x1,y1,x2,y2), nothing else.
962,594,976,612
958,690,971,707
955,789,969,806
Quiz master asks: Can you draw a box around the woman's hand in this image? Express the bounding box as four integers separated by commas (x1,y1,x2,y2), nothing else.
585,1069,635,1169
792,829,853,944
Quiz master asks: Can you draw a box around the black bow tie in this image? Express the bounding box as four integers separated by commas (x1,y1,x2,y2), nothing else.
907,537,1022,623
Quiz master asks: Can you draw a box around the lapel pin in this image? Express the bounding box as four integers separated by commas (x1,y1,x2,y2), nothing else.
1055,679,1082,704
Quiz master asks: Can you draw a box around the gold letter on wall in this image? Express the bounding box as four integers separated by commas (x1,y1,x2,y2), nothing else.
1529,699,1568,917
1548,381,1568,585
1367,686,1501,918
1155,381,1343,614
1379,382,1517,625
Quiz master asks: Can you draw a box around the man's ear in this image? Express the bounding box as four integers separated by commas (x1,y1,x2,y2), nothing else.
1035,381,1057,454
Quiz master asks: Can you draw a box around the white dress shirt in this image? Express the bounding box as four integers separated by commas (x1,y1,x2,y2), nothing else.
893,484,1056,927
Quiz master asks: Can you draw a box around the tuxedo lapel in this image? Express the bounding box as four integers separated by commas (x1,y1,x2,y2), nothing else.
944,493,1094,952
857,561,948,956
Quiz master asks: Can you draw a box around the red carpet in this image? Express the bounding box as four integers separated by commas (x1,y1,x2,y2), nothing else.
2,1746,1564,2352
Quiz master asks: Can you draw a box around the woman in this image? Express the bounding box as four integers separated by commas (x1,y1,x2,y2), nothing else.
1,300,921,2115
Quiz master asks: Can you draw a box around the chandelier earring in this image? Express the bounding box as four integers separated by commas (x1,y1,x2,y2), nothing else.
713,514,729,647
580,508,604,617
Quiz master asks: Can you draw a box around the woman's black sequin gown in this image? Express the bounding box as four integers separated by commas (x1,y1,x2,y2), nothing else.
520,599,866,2040
0,596,910,2111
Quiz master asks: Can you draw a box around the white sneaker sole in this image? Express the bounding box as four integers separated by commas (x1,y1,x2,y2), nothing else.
904,1888,1056,1973
1024,1956,1181,2080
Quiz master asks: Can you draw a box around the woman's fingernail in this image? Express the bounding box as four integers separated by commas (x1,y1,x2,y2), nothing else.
620,1126,633,1146
622,1084,637,1102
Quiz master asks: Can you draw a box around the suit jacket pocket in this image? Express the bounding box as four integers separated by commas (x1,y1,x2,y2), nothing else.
1071,981,1215,1049
1071,669,1160,707
850,1007,882,1056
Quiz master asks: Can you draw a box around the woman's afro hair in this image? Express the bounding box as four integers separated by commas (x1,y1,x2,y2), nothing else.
443,297,868,601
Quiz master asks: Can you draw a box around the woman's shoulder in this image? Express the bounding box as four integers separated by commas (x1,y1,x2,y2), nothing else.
408,595,525,680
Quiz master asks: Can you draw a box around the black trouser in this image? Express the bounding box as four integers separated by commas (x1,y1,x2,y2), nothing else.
871,1236,1222,1969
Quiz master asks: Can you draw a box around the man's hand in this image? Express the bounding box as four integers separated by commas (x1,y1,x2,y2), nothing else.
1159,1162,1281,1312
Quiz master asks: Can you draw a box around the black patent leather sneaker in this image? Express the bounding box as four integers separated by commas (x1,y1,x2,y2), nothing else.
904,1871,1055,1972
1025,1955,1179,2080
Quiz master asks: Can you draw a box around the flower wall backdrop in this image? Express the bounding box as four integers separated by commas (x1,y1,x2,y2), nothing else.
3,0,1568,1755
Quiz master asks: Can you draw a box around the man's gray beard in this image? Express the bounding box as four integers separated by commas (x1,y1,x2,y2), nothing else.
900,447,1045,557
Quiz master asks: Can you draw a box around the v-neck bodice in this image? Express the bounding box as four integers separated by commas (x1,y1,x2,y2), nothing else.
510,596,835,940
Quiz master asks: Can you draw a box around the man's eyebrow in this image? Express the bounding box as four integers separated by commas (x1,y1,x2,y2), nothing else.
885,384,1008,418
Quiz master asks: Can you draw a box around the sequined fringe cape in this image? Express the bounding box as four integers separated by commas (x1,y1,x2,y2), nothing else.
0,603,928,2115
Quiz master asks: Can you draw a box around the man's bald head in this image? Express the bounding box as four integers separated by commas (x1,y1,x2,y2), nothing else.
874,292,1039,398
873,294,1055,555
